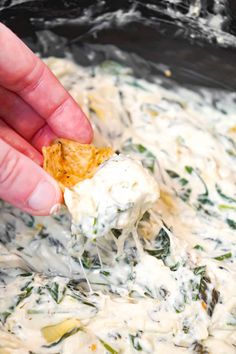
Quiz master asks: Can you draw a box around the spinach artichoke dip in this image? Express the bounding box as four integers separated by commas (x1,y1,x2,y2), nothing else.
0,57,236,354
65,154,159,239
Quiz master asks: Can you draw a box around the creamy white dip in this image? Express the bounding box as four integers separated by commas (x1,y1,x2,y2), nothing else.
0,57,236,354
64,154,159,238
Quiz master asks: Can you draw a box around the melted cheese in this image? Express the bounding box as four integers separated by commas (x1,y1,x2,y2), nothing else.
64,154,159,238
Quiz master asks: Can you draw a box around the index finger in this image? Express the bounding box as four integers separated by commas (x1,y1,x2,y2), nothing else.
0,23,93,144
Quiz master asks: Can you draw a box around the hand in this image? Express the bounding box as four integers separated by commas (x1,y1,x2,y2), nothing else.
0,23,93,215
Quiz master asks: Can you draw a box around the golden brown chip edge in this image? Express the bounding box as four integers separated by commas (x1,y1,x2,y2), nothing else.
43,138,113,190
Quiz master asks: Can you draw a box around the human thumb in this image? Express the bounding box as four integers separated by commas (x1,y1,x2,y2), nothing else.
0,139,62,215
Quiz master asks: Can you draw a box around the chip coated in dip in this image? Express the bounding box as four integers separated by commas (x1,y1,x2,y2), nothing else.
64,154,159,238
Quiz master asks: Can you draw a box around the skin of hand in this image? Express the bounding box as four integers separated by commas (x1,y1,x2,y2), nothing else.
0,23,93,215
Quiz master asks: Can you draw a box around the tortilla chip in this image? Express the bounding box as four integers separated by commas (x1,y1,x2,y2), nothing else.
43,139,113,189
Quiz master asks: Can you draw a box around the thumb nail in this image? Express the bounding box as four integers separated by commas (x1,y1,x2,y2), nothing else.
27,180,61,214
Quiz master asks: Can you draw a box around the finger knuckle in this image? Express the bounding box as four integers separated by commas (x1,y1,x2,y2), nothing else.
18,61,46,95
0,148,20,187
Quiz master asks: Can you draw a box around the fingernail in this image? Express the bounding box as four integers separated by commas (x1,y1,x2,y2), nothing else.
28,180,60,213
50,203,61,215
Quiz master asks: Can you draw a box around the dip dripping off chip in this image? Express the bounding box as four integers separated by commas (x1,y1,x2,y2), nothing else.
43,138,113,189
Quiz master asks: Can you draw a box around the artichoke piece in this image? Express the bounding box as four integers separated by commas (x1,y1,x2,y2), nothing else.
41,318,81,345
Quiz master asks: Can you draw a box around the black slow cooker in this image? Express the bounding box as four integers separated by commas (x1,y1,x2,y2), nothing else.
0,0,236,91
